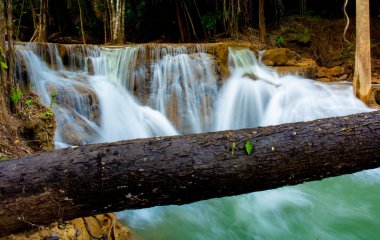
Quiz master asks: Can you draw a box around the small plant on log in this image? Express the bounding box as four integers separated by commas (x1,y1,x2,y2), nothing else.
245,140,253,155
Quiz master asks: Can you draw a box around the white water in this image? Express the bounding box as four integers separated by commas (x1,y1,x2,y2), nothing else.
148,46,218,133
16,44,178,147
15,43,378,240
215,48,369,130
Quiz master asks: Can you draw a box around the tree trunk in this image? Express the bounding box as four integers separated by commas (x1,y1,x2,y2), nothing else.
106,0,125,44
38,0,48,42
77,0,86,45
259,0,266,42
0,0,8,123
29,0,37,30
353,0,371,103
1,111,380,236
6,0,14,90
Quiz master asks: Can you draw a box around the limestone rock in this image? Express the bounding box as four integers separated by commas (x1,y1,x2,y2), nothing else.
3,214,130,240
262,48,301,66
58,114,99,146
316,66,347,82
272,66,316,79
262,48,317,68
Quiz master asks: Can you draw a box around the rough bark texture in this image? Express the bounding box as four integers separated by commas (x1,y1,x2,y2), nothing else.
106,0,125,44
353,0,371,102
0,0,8,124
38,0,48,42
77,0,86,45
259,0,266,42
1,111,380,236
6,0,14,89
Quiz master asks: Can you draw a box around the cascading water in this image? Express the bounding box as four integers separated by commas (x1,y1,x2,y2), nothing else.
148,46,218,133
215,48,370,130
15,43,379,240
16,43,177,147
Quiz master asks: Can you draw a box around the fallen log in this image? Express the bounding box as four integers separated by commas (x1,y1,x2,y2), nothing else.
1,111,380,236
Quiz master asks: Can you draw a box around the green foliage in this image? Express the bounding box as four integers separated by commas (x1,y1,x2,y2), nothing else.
94,2,105,10
201,11,222,36
11,88,22,105
40,109,54,119
25,99,33,106
276,36,284,45
245,140,253,156
0,61,8,69
340,42,355,59
39,91,58,119
50,91,58,107
125,1,147,32
0,46,7,69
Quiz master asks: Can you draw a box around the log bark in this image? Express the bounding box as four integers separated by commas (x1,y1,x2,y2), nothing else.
1,111,380,236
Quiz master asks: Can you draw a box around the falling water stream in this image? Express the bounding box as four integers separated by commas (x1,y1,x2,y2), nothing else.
16,43,378,240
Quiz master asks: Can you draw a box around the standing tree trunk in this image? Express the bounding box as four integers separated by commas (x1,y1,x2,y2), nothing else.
6,0,14,90
105,0,125,44
259,0,266,42
29,0,37,30
0,0,8,123
77,0,86,44
300,0,306,15
38,0,48,42
0,111,380,236
176,0,187,42
353,0,371,103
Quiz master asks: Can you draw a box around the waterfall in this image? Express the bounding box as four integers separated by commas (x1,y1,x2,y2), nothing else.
148,46,218,133
15,43,178,147
15,43,378,240
214,48,370,130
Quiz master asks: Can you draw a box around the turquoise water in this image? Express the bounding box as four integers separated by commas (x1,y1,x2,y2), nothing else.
119,169,380,240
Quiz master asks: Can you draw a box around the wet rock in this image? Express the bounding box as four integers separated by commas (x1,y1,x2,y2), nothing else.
58,115,99,146
87,58,94,75
375,88,380,105
272,66,316,79
262,48,301,66
188,53,221,81
47,84,99,124
316,66,347,82
57,44,68,65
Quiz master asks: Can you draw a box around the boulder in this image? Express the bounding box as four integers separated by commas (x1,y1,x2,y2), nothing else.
316,66,347,82
262,48,317,68
47,84,99,124
272,66,316,79
262,48,301,66
58,114,99,146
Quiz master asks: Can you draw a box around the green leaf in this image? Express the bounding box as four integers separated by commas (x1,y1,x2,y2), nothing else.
231,141,236,156
0,61,8,69
245,140,253,156
25,99,33,105
276,36,284,45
